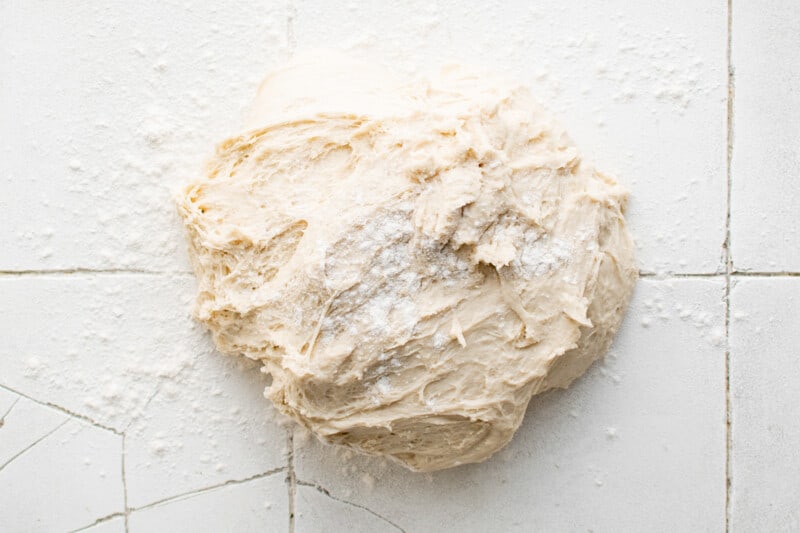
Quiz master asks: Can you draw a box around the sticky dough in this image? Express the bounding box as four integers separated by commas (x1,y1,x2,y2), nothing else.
178,55,637,472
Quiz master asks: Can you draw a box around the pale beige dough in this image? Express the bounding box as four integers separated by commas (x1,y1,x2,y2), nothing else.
178,54,637,472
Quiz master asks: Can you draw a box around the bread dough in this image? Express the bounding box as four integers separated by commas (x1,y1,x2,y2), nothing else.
178,54,637,472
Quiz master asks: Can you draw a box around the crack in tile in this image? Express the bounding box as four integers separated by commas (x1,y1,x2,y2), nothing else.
128,467,288,513
68,511,127,533
121,385,161,435
296,479,407,533
0,396,20,428
122,363,190,434
0,418,70,472
0,384,121,436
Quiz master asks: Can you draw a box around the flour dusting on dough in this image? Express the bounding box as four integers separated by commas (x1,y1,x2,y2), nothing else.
178,54,637,472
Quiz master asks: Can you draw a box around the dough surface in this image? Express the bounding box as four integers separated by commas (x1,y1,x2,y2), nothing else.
178,55,637,472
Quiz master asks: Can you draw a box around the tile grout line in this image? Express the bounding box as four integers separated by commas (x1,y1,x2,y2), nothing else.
122,433,130,533
729,271,800,277
639,272,724,278
0,269,194,277
68,512,127,533
0,269,797,279
724,0,735,531
637,271,800,279
284,3,297,531
287,430,297,533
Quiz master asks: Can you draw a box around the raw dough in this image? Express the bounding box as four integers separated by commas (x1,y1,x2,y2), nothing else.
178,55,637,472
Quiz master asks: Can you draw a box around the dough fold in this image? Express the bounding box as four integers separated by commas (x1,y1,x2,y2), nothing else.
178,55,637,471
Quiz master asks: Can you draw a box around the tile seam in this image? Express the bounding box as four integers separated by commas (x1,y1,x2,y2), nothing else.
287,431,296,533
724,0,735,530
122,434,130,533
1,270,798,279
285,5,297,531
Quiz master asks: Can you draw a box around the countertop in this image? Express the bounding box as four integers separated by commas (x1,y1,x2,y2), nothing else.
1,1,798,532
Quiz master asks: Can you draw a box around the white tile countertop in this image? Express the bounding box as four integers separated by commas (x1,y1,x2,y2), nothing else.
1,1,798,532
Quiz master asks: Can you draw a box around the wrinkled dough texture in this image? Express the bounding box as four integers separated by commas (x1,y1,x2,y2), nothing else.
178,56,637,472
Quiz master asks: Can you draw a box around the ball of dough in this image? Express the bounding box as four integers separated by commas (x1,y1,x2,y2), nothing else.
178,55,637,472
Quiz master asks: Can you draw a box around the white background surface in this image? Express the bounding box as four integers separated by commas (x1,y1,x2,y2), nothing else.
1,1,798,532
